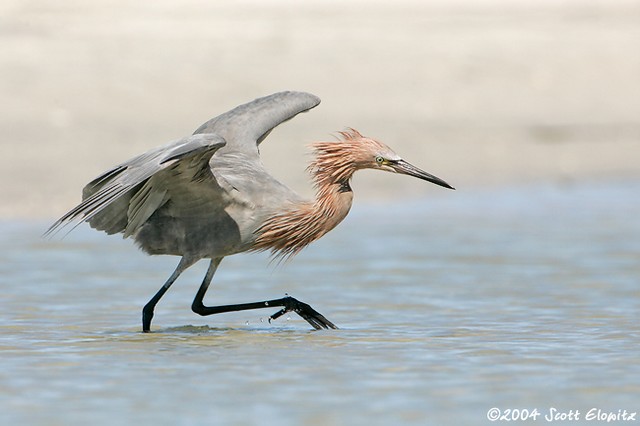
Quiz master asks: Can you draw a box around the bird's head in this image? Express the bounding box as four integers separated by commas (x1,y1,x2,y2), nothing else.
310,128,455,190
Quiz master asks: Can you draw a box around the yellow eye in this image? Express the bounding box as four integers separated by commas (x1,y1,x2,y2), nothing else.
375,156,385,165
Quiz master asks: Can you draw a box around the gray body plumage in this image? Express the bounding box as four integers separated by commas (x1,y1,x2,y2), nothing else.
48,91,320,260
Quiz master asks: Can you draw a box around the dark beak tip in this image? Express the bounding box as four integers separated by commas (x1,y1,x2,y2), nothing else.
394,160,455,191
437,181,455,190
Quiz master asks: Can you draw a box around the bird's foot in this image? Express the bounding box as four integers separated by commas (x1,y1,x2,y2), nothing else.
142,304,155,333
269,296,338,330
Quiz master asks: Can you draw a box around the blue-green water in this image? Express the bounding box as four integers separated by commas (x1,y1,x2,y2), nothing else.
1,182,639,425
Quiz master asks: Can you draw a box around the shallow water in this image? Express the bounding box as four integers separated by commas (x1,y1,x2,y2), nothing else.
1,182,639,425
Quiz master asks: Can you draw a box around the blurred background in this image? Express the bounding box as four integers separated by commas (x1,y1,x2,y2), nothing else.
2,0,639,218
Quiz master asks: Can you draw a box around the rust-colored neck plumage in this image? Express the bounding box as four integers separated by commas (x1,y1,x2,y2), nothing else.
251,129,370,260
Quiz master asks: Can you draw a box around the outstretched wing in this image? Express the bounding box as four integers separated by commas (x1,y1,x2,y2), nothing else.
45,133,226,237
47,91,321,239
193,91,320,156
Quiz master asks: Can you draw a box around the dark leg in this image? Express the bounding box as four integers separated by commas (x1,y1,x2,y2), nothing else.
142,256,196,332
191,258,337,330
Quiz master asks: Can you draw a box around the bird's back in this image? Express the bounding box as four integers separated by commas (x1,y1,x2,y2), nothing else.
135,148,303,258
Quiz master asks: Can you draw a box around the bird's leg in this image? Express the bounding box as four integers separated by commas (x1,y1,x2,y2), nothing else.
194,295,338,330
142,256,196,332
191,259,337,330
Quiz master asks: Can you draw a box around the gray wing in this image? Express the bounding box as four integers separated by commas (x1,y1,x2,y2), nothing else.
193,91,320,156
46,133,226,237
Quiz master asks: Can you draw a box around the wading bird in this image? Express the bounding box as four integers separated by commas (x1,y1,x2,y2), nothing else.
47,91,454,332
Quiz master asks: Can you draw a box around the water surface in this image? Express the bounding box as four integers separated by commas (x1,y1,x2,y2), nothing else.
1,182,639,425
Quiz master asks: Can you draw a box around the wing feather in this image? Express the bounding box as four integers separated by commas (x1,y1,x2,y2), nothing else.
193,91,320,156
47,91,322,241
45,133,226,237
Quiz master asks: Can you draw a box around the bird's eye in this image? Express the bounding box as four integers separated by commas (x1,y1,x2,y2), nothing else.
375,156,385,165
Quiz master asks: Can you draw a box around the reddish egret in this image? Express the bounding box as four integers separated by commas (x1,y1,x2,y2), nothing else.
47,91,454,332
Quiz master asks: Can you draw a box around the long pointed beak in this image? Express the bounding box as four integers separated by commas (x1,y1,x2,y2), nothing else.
391,160,455,190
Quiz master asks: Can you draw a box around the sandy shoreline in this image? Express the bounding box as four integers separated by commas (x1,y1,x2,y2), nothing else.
2,0,639,219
